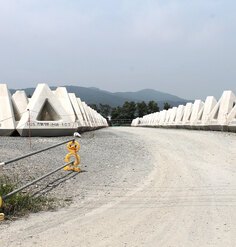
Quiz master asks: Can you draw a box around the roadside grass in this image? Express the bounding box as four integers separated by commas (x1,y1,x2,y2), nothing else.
0,175,55,220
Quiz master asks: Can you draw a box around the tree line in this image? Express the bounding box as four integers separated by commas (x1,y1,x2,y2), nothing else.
89,101,172,125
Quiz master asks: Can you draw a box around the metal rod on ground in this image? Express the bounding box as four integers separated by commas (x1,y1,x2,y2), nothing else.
2,161,74,200
0,139,75,167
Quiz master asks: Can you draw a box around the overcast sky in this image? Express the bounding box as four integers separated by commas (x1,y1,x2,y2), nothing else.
0,0,235,100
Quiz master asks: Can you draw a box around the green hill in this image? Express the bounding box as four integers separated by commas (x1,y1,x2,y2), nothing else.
10,86,189,108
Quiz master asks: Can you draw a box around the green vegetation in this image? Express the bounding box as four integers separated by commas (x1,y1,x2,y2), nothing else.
163,102,172,110
90,100,171,125
0,176,55,220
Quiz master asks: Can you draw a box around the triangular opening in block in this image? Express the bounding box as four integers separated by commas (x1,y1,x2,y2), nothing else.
36,99,61,121
12,100,21,121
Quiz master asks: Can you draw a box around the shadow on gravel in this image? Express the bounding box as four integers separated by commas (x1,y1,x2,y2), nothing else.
32,170,87,197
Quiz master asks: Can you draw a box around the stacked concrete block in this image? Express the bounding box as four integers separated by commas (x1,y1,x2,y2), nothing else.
159,110,167,126
54,87,77,124
227,103,236,132
0,84,16,136
0,83,108,136
152,112,160,126
131,90,236,133
208,91,236,131
174,105,185,127
68,93,86,130
197,96,217,129
168,107,177,127
182,103,193,127
76,98,90,129
190,100,204,129
12,91,29,122
163,109,171,126
82,102,93,128
17,84,78,136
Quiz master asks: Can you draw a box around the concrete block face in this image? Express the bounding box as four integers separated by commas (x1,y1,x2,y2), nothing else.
12,90,29,121
164,109,173,125
198,96,217,126
190,100,204,126
0,84,16,136
159,110,167,125
153,112,160,125
68,93,85,127
0,83,107,136
16,84,78,136
169,107,177,125
54,87,76,122
149,113,155,125
182,103,193,125
87,106,96,127
77,98,90,127
131,90,236,132
227,100,236,131
132,118,140,127
175,105,185,125
82,102,93,127
208,91,236,128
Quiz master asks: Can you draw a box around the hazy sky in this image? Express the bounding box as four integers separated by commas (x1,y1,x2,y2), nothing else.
0,0,235,100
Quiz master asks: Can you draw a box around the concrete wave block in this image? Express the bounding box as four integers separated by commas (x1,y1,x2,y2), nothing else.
159,110,167,126
182,103,193,126
12,90,29,122
87,106,96,127
132,118,140,127
195,96,217,129
0,84,16,136
147,113,154,126
208,90,236,130
153,112,160,126
77,98,90,128
169,107,177,126
17,84,77,136
175,105,185,126
190,100,204,127
227,101,236,132
54,87,76,123
163,109,172,126
68,93,85,128
82,102,93,128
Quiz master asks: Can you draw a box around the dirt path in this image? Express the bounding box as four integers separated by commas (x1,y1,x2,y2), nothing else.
1,127,236,247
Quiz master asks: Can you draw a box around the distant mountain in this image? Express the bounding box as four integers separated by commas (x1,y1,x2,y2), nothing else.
10,86,189,108
114,89,188,108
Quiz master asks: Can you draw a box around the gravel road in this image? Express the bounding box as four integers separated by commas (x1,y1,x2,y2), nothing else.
0,127,236,247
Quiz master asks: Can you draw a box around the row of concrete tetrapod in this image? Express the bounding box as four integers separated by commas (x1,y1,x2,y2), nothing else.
131,90,236,132
0,83,108,136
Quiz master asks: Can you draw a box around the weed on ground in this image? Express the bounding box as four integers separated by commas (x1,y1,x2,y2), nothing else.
0,176,55,220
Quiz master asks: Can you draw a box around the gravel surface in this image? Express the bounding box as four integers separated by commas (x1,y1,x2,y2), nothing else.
0,128,153,209
1,127,235,247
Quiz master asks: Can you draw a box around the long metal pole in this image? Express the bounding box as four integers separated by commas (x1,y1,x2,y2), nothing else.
2,161,74,200
0,139,75,167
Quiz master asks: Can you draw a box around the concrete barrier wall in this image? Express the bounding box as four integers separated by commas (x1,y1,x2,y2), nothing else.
131,90,236,132
0,83,108,136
